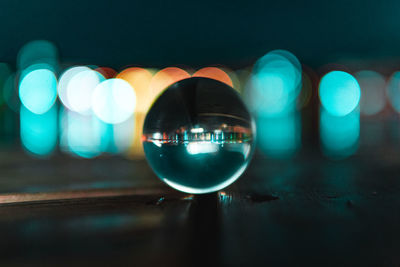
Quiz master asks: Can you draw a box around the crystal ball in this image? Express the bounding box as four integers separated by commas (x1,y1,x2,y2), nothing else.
142,77,255,194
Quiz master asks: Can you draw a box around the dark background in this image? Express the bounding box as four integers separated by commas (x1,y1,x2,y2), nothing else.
0,0,398,68
0,2,399,266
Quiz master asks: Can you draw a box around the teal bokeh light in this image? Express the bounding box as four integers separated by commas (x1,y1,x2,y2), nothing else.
386,71,400,113
19,68,57,114
0,63,11,107
257,112,301,158
355,70,385,116
60,108,111,158
320,108,360,158
246,50,302,116
17,40,58,71
20,105,57,156
319,71,361,116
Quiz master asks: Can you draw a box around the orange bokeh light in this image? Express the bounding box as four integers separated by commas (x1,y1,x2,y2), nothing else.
193,67,233,87
116,67,153,113
149,67,190,101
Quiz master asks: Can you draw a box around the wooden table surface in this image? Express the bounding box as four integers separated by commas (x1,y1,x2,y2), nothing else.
0,145,398,267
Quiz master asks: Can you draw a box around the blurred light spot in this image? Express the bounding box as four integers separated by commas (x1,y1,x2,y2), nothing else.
246,50,302,116
257,112,301,158
149,67,190,101
116,67,153,113
60,109,109,158
116,67,154,158
67,69,105,114
19,68,57,114
58,66,91,110
319,71,360,116
355,71,386,116
0,63,12,106
386,71,400,113
92,78,136,124
3,73,19,112
113,115,135,153
193,67,233,87
17,40,58,71
320,108,359,158
227,69,241,93
20,105,57,156
95,67,117,79
297,70,313,109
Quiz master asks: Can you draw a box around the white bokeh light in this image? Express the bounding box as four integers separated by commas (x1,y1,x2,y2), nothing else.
92,78,136,124
67,69,105,114
58,66,91,110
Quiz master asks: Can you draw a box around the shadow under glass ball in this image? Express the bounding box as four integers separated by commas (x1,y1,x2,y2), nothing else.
142,77,255,194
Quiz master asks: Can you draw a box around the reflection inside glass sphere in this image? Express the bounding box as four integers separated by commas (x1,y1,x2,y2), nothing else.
142,77,255,194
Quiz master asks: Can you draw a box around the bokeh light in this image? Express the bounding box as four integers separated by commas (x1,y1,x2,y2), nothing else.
17,40,58,71
246,50,302,116
20,105,57,156
113,115,135,153
355,70,386,116
320,108,360,158
116,67,153,113
193,67,233,87
0,63,12,107
319,71,361,117
3,73,19,112
149,67,190,102
116,67,154,158
386,71,400,113
257,113,301,158
60,109,109,158
92,78,136,124
19,68,57,114
67,69,105,114
95,67,117,79
58,66,91,110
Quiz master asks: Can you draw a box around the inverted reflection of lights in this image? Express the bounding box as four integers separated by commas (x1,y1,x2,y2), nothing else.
193,67,233,87
246,50,302,116
319,71,361,116
17,40,58,70
67,69,105,114
386,72,400,113
149,67,190,101
191,127,204,133
61,109,109,158
355,71,386,116
257,113,301,158
320,108,360,158
187,142,219,155
58,66,91,110
20,105,57,156
92,79,136,124
19,68,57,114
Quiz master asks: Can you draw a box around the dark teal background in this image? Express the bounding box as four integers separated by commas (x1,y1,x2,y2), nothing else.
0,0,397,68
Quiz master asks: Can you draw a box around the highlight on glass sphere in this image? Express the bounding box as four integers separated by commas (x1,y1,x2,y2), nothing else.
142,77,255,194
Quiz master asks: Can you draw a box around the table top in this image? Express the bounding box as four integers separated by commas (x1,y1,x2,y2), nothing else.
0,144,398,266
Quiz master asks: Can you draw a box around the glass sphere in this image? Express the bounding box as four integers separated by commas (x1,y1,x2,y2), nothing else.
142,77,255,194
